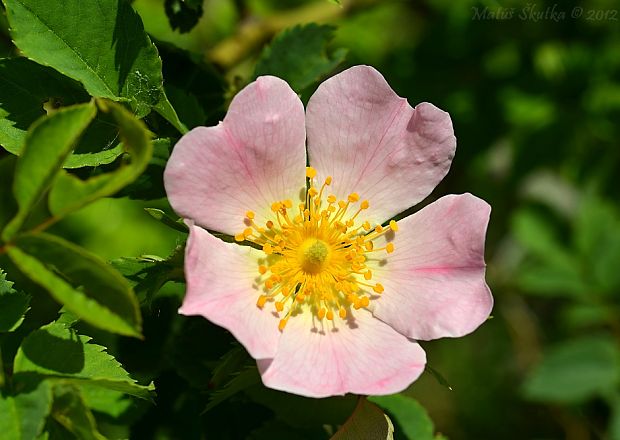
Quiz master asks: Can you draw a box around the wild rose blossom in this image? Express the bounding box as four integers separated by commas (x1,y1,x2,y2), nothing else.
163,65,493,398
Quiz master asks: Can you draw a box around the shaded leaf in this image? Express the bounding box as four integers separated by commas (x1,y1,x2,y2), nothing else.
8,232,142,337
254,24,347,93
331,398,394,440
246,386,357,429
51,383,106,440
0,58,89,155
3,0,185,132
49,100,152,218
523,335,620,403
0,155,18,231
369,394,435,440
0,269,30,332
164,0,204,33
204,366,261,413
110,244,184,305
1,102,96,240
13,320,154,399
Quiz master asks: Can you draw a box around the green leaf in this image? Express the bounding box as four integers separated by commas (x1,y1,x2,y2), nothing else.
0,380,52,440
117,138,170,200
13,321,154,399
331,398,394,440
50,383,106,440
1,102,96,240
110,245,184,304
522,335,620,403
0,57,89,156
512,209,588,296
574,196,620,291
512,209,573,265
8,232,142,337
2,0,186,132
144,208,188,233
48,100,153,218
204,367,260,413
245,386,357,429
0,269,30,332
369,394,435,440
79,385,134,419
254,24,347,93
0,156,18,234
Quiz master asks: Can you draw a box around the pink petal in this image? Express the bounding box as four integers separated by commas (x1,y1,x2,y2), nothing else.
179,223,281,359
306,65,456,225
370,194,493,341
258,310,426,398
164,76,306,235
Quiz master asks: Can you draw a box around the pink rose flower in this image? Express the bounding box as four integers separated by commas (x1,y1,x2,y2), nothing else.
164,65,493,398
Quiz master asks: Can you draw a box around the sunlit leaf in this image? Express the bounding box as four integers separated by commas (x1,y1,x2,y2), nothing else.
13,320,154,399
2,0,186,132
8,233,142,337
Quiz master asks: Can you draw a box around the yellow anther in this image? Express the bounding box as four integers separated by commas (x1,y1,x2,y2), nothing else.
306,167,317,178
263,243,273,254
375,225,384,233
360,296,370,307
338,200,347,209
365,241,374,251
296,293,306,303
234,233,245,242
325,176,333,185
278,318,288,331
339,307,347,319
257,295,267,308
258,265,268,275
327,195,336,204
389,220,399,232
326,310,334,320
373,283,384,293
360,200,370,209
265,279,274,289
363,221,371,231
348,193,360,203
275,301,284,312
364,270,372,280
246,211,255,219
317,308,326,320
266,220,274,229
308,187,318,197
243,227,253,237
386,243,395,253
284,199,293,208
271,202,282,212
346,220,354,227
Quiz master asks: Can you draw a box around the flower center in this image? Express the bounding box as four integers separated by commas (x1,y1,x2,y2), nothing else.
299,239,330,274
235,167,397,331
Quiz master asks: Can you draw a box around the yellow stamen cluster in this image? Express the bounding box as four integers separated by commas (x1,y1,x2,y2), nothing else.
236,167,397,331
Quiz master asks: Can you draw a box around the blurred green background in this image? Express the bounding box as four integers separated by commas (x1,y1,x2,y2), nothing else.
10,0,620,438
